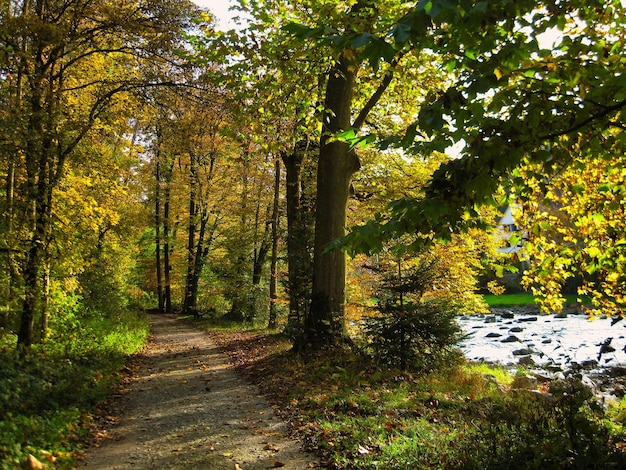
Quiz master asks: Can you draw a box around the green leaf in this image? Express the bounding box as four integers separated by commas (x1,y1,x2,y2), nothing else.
350,33,373,49
391,23,413,46
445,59,457,73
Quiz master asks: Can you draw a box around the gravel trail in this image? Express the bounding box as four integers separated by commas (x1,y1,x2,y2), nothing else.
81,314,318,470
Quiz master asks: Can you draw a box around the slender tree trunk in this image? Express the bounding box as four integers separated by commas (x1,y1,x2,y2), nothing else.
184,151,198,316
281,142,313,333
226,152,250,322
39,261,50,341
163,168,173,314
252,167,272,288
185,150,218,318
186,208,209,316
268,158,281,329
249,195,270,321
3,55,20,330
252,234,271,286
155,159,165,312
306,54,359,346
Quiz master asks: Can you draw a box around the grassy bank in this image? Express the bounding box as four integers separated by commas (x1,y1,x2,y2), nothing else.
0,311,149,469
483,293,588,308
211,328,626,470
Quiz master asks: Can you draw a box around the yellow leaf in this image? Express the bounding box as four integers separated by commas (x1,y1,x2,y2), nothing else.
27,454,44,470
586,246,601,258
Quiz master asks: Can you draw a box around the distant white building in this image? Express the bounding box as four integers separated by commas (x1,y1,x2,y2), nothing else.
495,205,525,254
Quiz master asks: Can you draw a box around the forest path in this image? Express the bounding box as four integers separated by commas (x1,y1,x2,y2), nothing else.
81,314,318,470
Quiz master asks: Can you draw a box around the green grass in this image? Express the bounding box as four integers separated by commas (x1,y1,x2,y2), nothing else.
483,293,589,308
219,330,626,470
300,357,626,469
0,310,149,469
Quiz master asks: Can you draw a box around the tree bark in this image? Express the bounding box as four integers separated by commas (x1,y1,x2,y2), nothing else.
281,141,314,333
306,54,360,345
184,151,199,316
268,157,281,329
155,159,165,312
163,161,174,314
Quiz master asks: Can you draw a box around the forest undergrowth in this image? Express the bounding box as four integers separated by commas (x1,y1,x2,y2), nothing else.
0,311,149,469
208,324,626,470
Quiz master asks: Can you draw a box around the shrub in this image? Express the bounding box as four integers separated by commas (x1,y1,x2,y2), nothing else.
453,377,626,469
362,299,462,372
0,310,148,468
360,255,464,372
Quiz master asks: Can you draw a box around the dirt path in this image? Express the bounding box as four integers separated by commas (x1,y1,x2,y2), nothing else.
81,314,318,469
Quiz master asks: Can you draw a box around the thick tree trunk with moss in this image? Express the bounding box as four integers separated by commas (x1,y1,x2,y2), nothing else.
304,55,360,346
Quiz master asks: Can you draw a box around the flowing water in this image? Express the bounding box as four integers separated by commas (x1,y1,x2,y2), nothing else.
458,308,626,373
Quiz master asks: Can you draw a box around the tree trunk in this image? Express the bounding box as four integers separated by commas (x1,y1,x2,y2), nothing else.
163,165,173,314
184,151,198,316
281,141,314,333
18,69,56,348
39,261,50,341
155,159,165,312
187,207,213,317
184,147,218,318
268,158,281,329
305,54,360,346
18,179,52,347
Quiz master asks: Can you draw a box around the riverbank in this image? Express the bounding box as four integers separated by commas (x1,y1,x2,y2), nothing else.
459,307,626,399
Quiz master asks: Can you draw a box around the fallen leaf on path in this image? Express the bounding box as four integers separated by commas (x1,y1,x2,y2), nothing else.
27,454,44,470
272,461,286,467
40,450,56,463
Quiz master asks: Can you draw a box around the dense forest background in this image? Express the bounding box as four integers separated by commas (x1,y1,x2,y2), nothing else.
2,0,624,351
1,1,625,468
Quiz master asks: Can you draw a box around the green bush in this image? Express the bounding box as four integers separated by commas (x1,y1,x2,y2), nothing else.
0,309,148,468
360,254,464,372
453,377,626,469
363,300,462,372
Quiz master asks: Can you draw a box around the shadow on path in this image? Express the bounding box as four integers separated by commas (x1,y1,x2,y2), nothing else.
81,314,318,470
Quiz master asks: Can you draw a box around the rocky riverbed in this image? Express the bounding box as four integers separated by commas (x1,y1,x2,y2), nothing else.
458,306,626,398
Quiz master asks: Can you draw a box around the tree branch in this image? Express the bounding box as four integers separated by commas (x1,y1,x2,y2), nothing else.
538,99,626,141
352,55,403,131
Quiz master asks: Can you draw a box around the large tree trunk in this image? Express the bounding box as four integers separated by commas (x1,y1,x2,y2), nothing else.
305,55,360,346
18,68,57,347
18,168,53,347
